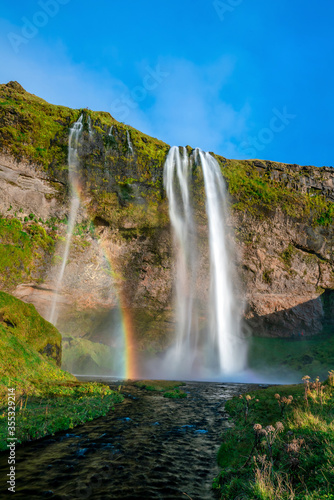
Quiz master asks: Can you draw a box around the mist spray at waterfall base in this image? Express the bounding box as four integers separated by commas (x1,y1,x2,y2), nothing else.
155,146,247,381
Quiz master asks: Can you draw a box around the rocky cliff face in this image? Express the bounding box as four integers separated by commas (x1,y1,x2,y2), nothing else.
224,159,334,337
0,81,333,366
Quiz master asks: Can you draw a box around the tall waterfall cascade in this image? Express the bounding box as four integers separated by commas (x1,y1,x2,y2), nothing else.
163,146,247,378
49,115,84,325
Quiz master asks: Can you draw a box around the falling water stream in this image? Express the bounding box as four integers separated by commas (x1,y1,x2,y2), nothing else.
198,150,244,374
162,146,199,376
162,146,247,379
126,130,134,156
49,116,83,325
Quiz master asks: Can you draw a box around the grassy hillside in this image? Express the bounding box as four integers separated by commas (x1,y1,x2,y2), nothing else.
0,81,169,188
0,290,61,368
0,292,123,450
248,334,334,382
62,335,119,375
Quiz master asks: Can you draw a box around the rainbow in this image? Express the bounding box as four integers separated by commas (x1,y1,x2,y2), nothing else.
99,241,139,380
70,179,139,380
118,299,138,380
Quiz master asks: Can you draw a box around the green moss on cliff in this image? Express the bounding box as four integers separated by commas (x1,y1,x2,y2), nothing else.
89,190,169,237
0,81,76,171
0,216,54,288
0,291,61,364
248,335,334,381
0,81,169,195
0,324,69,388
221,160,304,216
216,157,334,226
0,291,70,403
280,244,296,267
62,335,118,375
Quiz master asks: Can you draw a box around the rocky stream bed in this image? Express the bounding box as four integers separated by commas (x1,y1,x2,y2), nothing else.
0,380,261,499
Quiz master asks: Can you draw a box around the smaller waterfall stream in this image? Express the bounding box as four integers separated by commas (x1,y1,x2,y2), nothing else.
49,116,83,325
162,146,247,378
126,130,134,156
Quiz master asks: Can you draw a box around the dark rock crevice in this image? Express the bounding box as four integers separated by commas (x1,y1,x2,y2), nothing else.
247,293,333,338
292,242,330,263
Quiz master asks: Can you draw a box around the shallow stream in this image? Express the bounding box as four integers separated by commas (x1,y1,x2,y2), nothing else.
0,381,258,499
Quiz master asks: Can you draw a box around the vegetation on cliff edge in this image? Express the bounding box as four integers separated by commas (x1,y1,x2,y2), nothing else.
1,81,333,229
0,81,169,185
216,157,334,226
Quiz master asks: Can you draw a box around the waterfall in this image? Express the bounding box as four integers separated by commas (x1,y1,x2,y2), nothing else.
163,146,246,378
198,150,244,373
49,116,83,325
126,130,134,156
163,147,198,373
87,115,93,139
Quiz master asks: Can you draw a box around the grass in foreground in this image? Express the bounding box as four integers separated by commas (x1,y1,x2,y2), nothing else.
214,372,334,499
0,381,123,451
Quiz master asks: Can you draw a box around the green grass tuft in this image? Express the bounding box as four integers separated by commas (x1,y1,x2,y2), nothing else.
163,388,187,399
135,380,185,392
214,376,334,499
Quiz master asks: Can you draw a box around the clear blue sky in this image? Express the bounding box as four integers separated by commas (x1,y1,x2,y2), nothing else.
0,0,333,167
